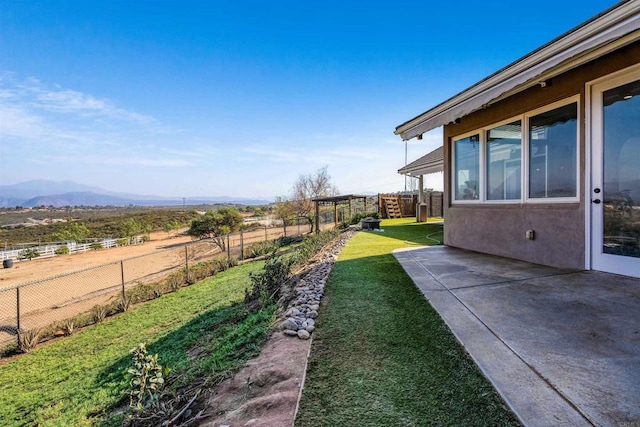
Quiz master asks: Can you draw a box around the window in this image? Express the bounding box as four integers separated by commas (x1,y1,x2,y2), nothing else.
528,103,577,198
454,134,480,200
451,99,578,204
486,121,521,200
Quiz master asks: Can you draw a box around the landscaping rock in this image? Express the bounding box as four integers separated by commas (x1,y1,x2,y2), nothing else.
281,230,355,340
297,329,310,340
282,318,299,331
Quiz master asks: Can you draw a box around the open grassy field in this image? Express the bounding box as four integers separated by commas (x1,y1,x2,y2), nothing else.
295,218,520,426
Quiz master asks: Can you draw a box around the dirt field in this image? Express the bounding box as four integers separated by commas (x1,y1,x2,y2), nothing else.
0,225,307,346
0,231,193,290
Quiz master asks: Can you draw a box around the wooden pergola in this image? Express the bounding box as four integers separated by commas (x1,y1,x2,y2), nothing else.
311,194,369,233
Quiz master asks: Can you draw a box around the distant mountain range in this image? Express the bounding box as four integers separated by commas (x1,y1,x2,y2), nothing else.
0,180,271,208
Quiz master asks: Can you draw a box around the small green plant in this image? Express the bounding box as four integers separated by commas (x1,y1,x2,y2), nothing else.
90,242,103,251
19,248,40,260
243,240,278,259
92,305,108,323
117,238,129,246
118,296,131,313
185,271,196,285
127,343,167,411
62,319,75,336
54,245,69,255
246,256,294,308
18,328,42,353
166,275,181,292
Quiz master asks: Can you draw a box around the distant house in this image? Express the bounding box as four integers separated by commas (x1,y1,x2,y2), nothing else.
395,1,640,278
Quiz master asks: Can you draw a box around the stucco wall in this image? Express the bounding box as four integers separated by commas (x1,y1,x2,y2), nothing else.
443,41,640,269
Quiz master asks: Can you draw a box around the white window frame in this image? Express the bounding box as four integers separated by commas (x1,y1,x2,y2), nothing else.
451,96,580,205
484,116,523,204
524,96,580,204
451,131,483,204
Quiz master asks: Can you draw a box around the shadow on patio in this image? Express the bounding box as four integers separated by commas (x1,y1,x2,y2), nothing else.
394,245,640,426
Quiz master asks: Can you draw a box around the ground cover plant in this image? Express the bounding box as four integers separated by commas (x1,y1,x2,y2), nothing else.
0,260,272,426
0,229,337,426
295,218,520,426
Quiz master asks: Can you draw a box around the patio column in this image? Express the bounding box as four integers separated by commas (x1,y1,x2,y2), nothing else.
418,175,424,204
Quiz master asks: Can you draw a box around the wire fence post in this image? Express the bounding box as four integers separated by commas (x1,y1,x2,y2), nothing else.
240,230,244,261
185,245,189,279
16,287,21,343
120,260,126,302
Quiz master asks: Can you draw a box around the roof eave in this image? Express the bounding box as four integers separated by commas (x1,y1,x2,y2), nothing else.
395,1,640,140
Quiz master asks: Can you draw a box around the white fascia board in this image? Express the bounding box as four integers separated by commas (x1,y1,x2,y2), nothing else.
398,160,444,176
395,1,640,140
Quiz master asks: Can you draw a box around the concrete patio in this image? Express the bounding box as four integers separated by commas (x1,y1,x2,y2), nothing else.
393,245,640,427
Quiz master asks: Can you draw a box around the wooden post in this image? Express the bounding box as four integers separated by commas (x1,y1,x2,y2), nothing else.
265,225,268,242
120,260,126,302
333,202,338,228
314,201,320,234
227,234,230,260
16,287,21,339
185,246,189,279
240,230,244,260
364,196,367,213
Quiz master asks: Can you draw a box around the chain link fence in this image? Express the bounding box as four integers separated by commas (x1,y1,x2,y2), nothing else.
0,219,318,352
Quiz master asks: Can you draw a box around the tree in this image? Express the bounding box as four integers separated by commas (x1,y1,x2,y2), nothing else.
273,198,296,236
121,218,143,240
187,207,243,251
291,166,339,231
52,222,90,242
164,220,182,237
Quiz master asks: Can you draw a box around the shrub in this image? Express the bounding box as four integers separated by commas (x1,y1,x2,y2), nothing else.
243,240,278,259
18,328,42,353
349,211,380,225
118,296,131,313
275,236,299,247
92,305,108,323
90,242,103,251
128,343,167,411
293,230,338,266
19,248,40,260
246,256,294,308
166,274,182,292
117,238,129,246
62,319,75,336
54,245,69,255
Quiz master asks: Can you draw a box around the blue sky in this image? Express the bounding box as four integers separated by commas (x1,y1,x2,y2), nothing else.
0,0,618,199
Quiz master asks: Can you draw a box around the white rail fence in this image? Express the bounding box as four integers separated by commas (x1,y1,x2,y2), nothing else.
0,236,144,262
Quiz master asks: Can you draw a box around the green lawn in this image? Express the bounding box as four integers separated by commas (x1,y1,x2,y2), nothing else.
295,218,520,426
0,260,274,427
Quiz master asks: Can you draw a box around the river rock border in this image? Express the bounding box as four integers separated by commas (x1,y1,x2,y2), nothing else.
281,230,355,340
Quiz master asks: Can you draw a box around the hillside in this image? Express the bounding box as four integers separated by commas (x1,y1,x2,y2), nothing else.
0,180,270,208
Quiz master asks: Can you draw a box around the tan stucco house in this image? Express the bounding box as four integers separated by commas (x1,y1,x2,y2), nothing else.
395,1,640,278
